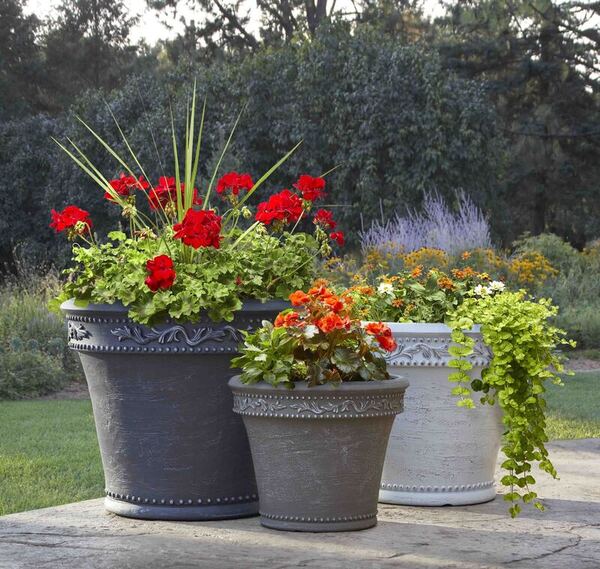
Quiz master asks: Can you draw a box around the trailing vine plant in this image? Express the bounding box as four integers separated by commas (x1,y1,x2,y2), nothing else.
447,290,575,517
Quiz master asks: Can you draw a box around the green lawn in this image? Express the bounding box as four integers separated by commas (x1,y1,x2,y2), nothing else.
546,371,600,439
0,372,598,517
0,400,103,517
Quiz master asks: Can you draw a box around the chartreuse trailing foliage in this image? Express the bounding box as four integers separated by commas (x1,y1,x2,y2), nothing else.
447,291,575,517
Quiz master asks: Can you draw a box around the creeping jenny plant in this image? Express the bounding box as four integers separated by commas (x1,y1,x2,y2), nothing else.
448,290,575,517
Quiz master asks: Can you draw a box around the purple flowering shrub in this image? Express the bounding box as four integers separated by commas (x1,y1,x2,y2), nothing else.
360,192,492,257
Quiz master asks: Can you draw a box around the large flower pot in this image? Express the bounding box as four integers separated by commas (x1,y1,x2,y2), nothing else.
378,323,503,506
229,376,409,532
62,299,287,521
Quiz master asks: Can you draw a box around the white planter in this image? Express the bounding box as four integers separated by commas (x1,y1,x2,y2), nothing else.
378,323,504,506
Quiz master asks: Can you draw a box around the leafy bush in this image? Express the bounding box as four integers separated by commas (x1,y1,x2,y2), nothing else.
0,349,65,400
0,273,81,399
513,233,580,274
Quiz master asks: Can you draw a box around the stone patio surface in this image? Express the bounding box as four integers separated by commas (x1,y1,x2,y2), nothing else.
1,439,599,569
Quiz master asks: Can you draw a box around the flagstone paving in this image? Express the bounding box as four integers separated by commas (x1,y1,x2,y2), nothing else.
1,439,599,569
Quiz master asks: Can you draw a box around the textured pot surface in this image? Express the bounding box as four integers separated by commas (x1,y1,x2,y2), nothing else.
378,323,504,506
230,376,409,532
62,299,287,520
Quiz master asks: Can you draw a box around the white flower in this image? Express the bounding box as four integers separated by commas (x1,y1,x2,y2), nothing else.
377,282,395,296
304,325,318,339
489,280,505,292
473,284,490,297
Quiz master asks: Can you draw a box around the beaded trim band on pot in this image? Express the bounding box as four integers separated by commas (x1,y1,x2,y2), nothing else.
260,512,377,523
380,481,494,493
105,490,258,506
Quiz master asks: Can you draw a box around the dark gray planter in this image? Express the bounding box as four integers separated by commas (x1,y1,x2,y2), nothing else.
229,376,409,532
62,299,287,521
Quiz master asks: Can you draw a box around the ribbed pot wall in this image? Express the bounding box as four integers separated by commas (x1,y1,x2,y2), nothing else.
230,377,409,532
62,299,287,520
378,323,504,506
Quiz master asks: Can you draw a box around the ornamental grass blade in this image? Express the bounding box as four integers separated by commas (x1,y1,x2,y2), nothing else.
190,96,207,207
237,140,304,209
169,104,183,220
203,104,247,209
319,164,342,178
52,137,124,206
102,105,156,193
75,116,146,190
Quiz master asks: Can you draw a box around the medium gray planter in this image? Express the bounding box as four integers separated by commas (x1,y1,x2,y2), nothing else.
62,299,287,521
378,323,504,507
229,376,409,532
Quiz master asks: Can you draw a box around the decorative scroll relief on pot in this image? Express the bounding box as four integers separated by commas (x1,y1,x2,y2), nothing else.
385,335,492,368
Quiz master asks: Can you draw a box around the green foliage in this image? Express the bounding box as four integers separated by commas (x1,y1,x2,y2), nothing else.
514,236,600,348
0,350,65,400
346,268,492,323
0,278,80,399
512,233,579,274
0,28,503,268
439,1,600,246
232,287,391,387
53,229,317,324
447,291,575,516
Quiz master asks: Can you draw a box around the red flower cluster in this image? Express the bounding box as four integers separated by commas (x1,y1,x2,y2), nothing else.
330,231,345,246
216,172,254,196
255,189,303,226
105,173,149,201
313,209,336,229
294,175,325,201
365,322,397,352
173,209,222,249
148,177,202,210
50,206,92,234
145,255,176,292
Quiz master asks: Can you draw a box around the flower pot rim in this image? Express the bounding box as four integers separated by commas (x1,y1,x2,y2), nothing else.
60,298,290,317
229,375,409,393
363,321,481,334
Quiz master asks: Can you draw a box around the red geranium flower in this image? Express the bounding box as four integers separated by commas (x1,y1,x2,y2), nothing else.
255,189,303,226
105,173,149,201
173,209,222,249
148,176,202,210
294,175,325,201
216,172,254,196
313,209,336,229
330,231,345,246
50,205,92,234
145,255,176,292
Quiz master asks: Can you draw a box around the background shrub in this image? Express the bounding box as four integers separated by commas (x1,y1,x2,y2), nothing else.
0,26,503,267
0,267,81,399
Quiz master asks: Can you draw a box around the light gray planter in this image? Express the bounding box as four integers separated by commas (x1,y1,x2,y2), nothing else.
62,299,287,521
229,376,409,532
378,323,504,506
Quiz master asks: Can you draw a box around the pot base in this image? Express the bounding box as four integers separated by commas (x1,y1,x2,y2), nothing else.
379,484,496,507
260,512,377,533
104,497,259,521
